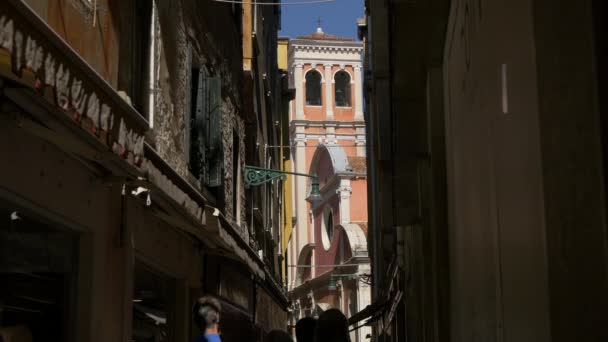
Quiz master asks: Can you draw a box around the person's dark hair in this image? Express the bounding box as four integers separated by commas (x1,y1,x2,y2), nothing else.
193,296,222,330
314,309,350,342
295,317,316,342
265,329,293,342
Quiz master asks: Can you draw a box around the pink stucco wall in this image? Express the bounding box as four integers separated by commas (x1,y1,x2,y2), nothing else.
312,195,340,276
304,143,368,278
316,152,335,187
350,179,368,223
301,65,356,122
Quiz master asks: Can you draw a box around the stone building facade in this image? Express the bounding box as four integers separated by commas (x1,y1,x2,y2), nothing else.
359,0,608,342
0,0,289,341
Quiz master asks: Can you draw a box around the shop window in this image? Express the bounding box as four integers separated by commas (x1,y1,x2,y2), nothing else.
305,70,322,106
0,210,77,342
132,262,173,342
334,71,351,107
0,273,69,341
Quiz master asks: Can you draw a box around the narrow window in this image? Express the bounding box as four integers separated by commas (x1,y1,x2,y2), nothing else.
334,71,351,107
305,70,322,106
187,71,222,187
326,212,334,242
233,129,240,223
131,0,153,119
147,3,157,127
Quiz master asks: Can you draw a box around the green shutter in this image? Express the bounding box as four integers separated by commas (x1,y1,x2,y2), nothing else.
189,69,207,183
204,76,222,187
184,47,193,166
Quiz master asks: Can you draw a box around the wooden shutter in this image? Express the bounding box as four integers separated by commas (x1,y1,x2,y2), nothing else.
188,72,222,187
184,47,193,166
188,69,206,182
204,76,222,187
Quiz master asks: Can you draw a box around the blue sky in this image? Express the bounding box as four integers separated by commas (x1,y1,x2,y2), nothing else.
278,0,364,40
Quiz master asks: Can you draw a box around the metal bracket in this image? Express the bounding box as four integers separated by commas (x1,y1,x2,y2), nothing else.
244,166,287,188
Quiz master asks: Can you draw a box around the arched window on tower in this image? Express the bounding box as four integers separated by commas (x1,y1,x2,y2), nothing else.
305,70,322,106
334,71,351,107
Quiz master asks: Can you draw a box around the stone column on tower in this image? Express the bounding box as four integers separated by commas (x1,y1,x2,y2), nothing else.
356,127,366,157
295,63,304,118
294,131,308,258
324,64,334,120
338,180,352,224
354,64,364,120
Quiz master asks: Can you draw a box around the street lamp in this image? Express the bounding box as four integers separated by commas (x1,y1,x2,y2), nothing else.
328,274,359,291
306,174,322,203
244,165,322,202
328,276,338,291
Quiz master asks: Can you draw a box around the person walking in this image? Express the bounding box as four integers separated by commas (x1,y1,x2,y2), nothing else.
314,309,350,342
193,296,222,342
295,317,316,342
265,329,294,342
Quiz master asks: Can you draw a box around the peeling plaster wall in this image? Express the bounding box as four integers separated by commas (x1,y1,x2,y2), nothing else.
154,0,189,177
221,97,248,238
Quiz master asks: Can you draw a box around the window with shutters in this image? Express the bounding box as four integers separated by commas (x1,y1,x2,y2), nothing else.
131,0,154,120
334,71,351,107
187,69,223,187
232,129,241,223
305,70,322,106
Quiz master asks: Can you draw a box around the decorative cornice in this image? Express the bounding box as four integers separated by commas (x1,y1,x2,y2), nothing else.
291,45,363,53
293,59,362,69
289,132,365,141
290,41,364,51
290,119,366,128
295,58,361,66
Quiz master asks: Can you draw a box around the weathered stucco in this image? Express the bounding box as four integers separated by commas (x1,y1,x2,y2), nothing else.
220,96,247,237
0,1,288,339
151,0,248,240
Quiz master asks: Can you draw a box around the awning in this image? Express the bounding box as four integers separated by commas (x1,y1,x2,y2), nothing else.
312,302,332,318
348,299,389,327
349,312,382,332
134,304,167,326
315,302,332,312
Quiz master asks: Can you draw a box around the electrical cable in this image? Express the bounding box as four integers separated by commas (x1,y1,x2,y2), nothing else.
212,0,335,5
264,145,368,148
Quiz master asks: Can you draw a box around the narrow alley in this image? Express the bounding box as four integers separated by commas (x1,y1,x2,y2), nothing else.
0,0,607,342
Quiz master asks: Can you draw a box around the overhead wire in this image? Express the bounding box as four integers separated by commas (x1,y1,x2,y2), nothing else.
264,145,368,148
212,0,335,5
